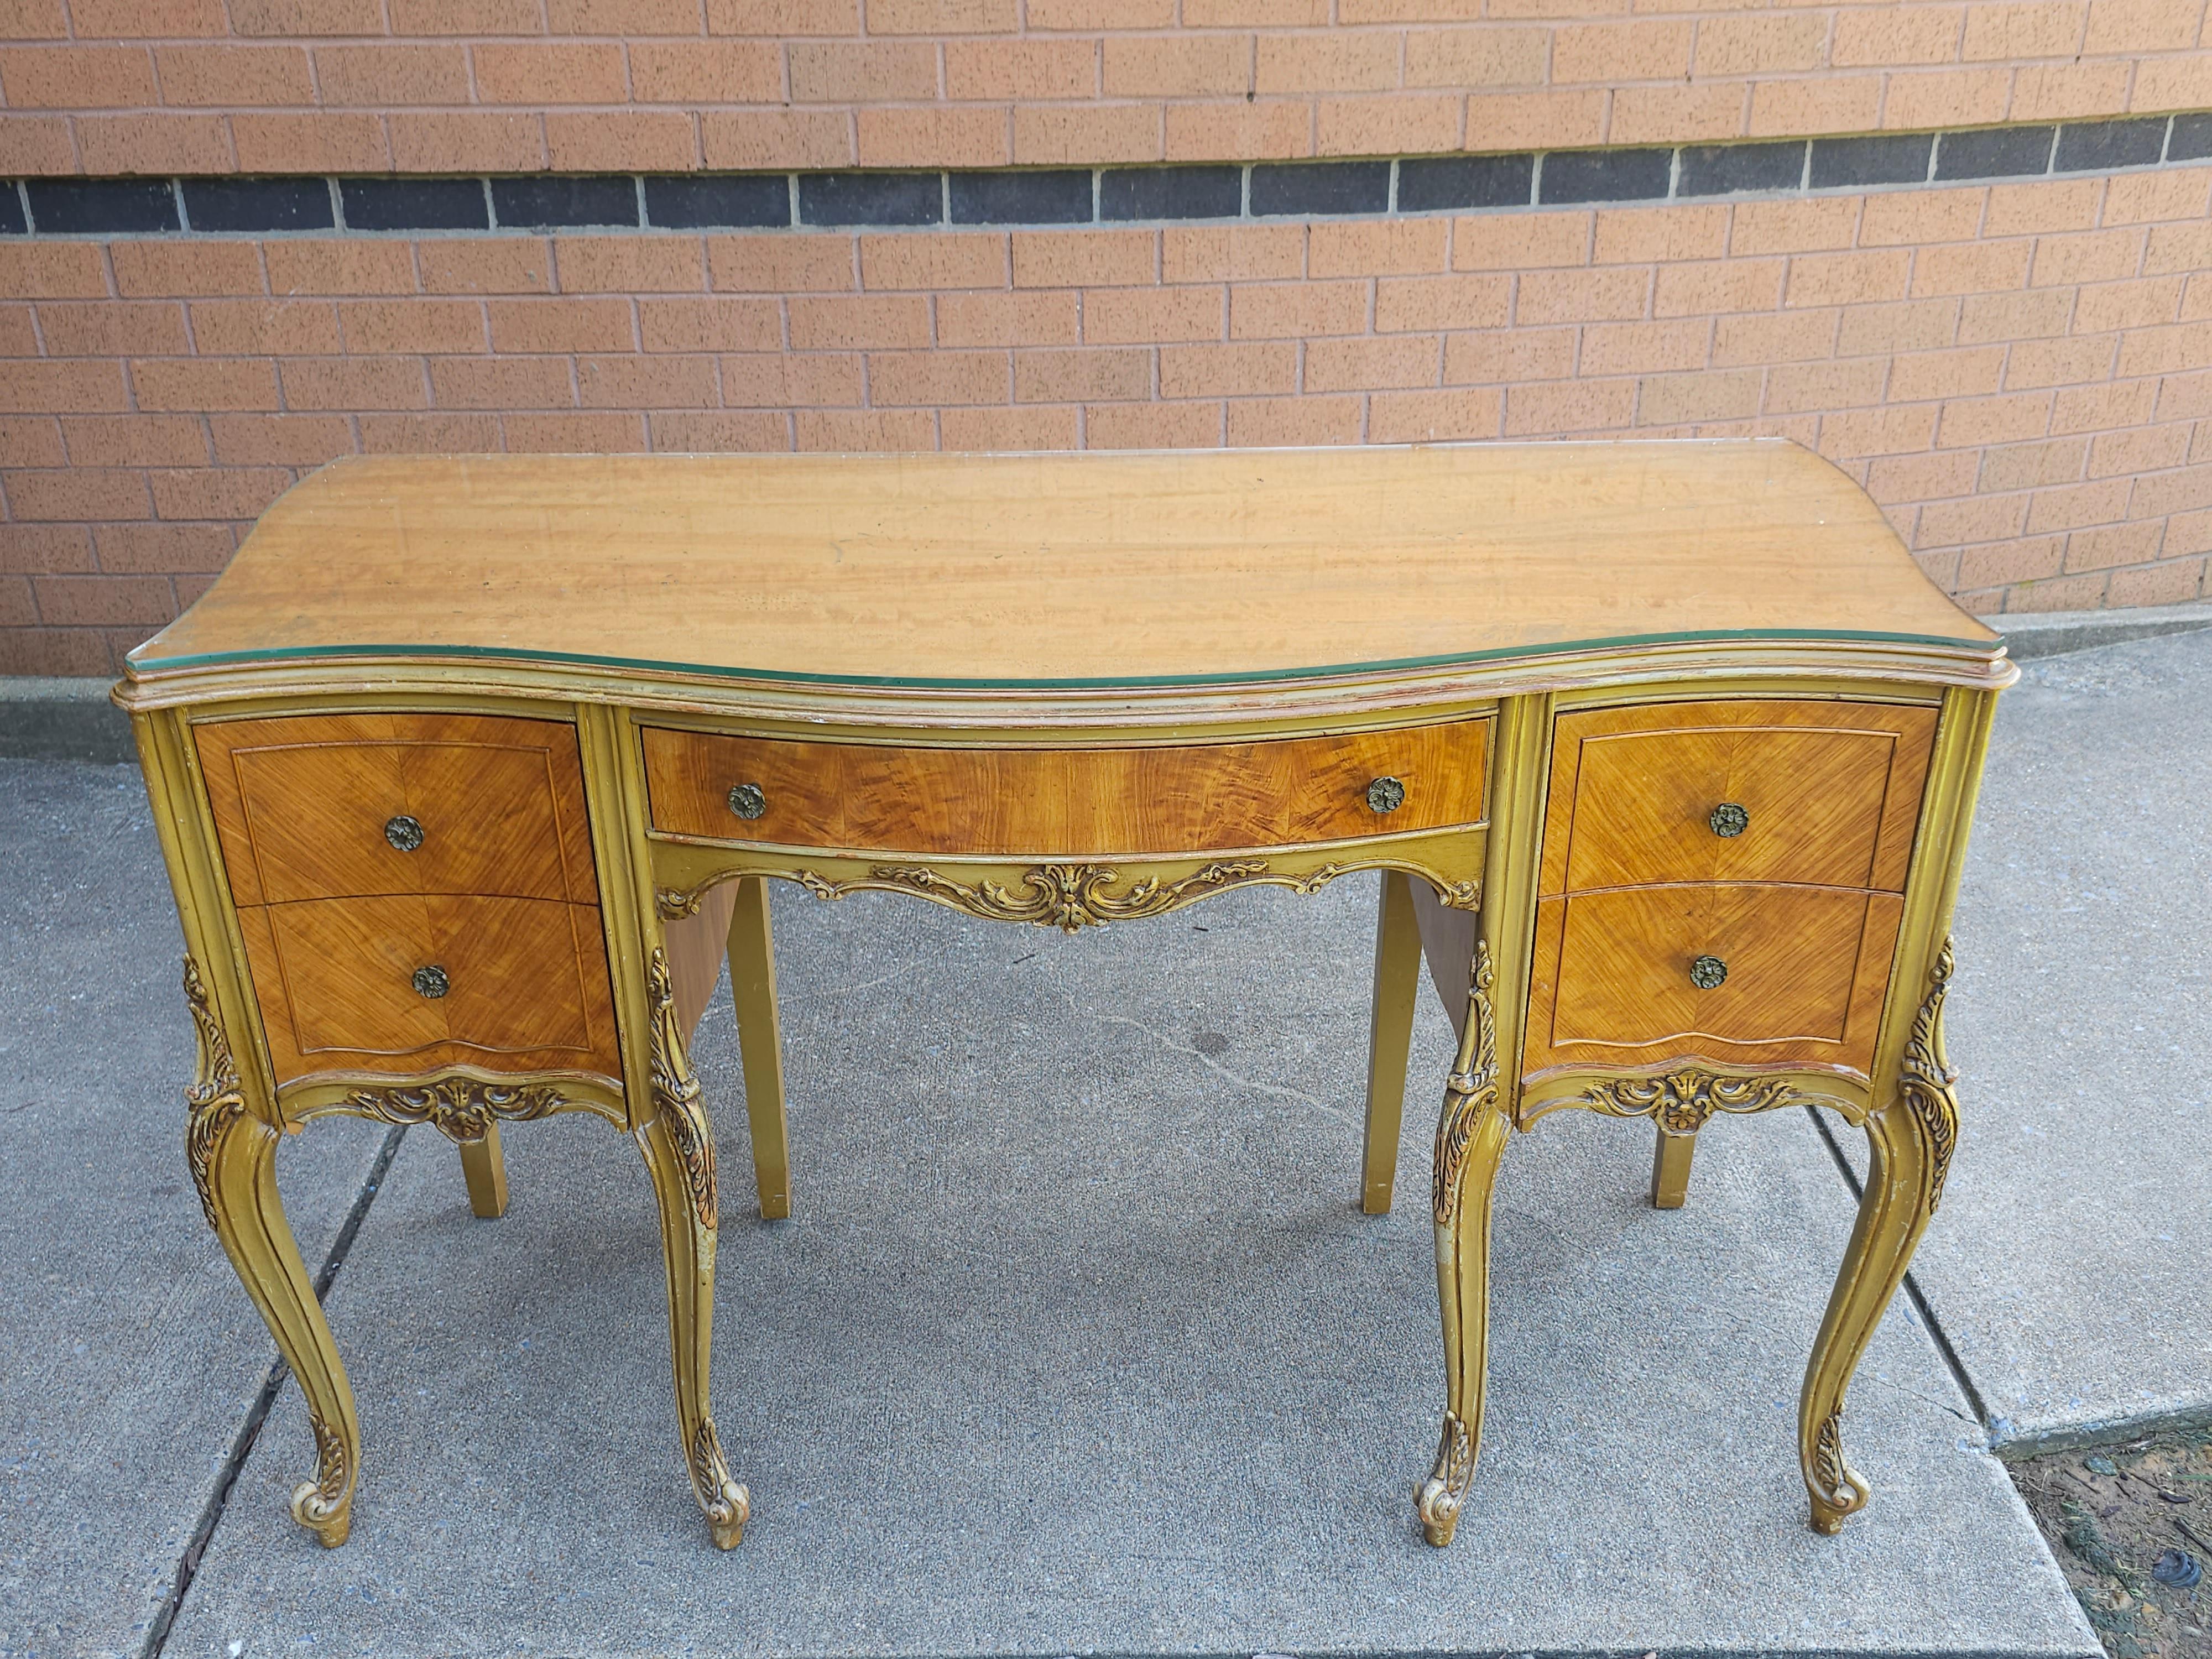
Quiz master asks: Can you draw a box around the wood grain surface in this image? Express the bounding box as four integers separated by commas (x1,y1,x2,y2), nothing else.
236,893,619,1084
196,711,598,908
641,720,1491,856
1523,885,1903,1076
1540,700,1936,896
128,446,1997,689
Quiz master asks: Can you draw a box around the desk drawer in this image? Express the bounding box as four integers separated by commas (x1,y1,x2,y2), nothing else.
236,894,620,1084
1523,884,1902,1077
640,721,1490,857
196,712,599,907
1540,701,1935,895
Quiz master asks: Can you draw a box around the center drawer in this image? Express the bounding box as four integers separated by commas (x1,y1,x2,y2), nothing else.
640,721,1491,857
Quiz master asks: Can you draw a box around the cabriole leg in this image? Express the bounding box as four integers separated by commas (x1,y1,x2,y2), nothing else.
1650,1125,1695,1209
196,1105,361,1548
1360,870,1423,1215
183,956,359,1548
727,875,791,1222
1415,942,1507,1547
639,948,749,1550
1801,942,1958,1535
457,1120,509,1218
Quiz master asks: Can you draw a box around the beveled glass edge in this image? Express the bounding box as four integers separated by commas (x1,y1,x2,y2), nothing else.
126,625,2004,689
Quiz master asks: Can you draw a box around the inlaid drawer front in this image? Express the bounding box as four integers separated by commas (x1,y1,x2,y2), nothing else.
1540,700,1936,896
1523,884,1903,1078
640,720,1491,857
195,712,598,907
235,894,620,1085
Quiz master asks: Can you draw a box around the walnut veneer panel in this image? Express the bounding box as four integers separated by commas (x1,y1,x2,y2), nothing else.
130,446,1997,687
236,894,619,1084
1524,885,1904,1077
640,721,1490,857
1540,701,1936,896
196,712,597,909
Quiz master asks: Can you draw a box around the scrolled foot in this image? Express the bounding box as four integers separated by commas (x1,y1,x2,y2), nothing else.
689,1417,750,1550
1806,1407,1869,1536
1413,1411,1474,1547
288,1412,354,1548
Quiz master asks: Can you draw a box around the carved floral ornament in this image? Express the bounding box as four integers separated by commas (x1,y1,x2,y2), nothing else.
658,858,1481,932
1898,938,1961,1213
338,1077,567,1142
646,945,718,1241
1431,940,1499,1229
182,956,248,1233
1574,1068,1845,1135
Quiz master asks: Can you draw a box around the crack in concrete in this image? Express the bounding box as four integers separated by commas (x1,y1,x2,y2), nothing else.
138,1124,408,1659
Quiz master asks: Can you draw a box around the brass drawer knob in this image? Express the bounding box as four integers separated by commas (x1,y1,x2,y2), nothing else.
1709,802,1748,838
1689,954,1728,990
412,964,450,1000
1366,776,1406,815
384,814,425,852
727,782,768,821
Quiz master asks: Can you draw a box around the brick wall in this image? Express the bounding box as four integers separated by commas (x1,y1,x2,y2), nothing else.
4,4,2212,675
4,1,2209,172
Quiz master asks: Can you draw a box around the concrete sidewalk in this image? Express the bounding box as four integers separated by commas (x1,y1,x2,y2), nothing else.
1839,627,2212,1448
13,633,2208,1656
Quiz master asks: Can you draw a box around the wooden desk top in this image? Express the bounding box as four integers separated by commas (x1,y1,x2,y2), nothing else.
126,444,2000,706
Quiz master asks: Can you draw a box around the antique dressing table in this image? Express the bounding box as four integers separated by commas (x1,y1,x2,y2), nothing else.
116,442,2012,1554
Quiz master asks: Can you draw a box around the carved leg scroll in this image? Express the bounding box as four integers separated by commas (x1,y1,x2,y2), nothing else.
1799,940,1958,1534
1650,1125,1695,1209
638,947,749,1550
184,959,359,1548
1361,869,1423,1215
1415,941,1508,1547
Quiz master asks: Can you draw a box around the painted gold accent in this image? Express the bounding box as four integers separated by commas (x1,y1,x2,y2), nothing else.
648,945,717,1238
337,1075,567,1144
1432,941,1498,1228
458,1121,509,1218
658,856,1481,929
1360,870,1423,1216
182,956,248,1232
1650,1127,1695,1209
1808,1407,1864,1536
1900,938,1960,1214
1415,1411,1473,1547
688,1417,751,1551
1576,1066,1835,1136
290,1410,354,1548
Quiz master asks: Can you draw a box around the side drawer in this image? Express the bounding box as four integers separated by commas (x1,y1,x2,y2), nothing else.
640,720,1491,857
1522,883,1903,1078
236,894,620,1085
196,712,599,907
1540,700,1936,895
